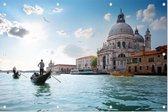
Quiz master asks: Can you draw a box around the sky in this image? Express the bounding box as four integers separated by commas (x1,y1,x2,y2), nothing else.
0,0,167,70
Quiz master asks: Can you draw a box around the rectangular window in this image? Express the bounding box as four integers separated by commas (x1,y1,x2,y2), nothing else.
113,60,116,65
139,58,141,62
146,66,149,70
133,58,138,63
148,57,154,62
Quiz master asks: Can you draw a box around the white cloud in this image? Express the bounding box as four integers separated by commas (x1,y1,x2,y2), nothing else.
104,13,112,22
136,9,143,20
56,30,67,36
23,4,44,15
0,17,12,35
136,4,155,22
0,13,6,17
137,24,145,30
142,4,155,22
150,16,167,30
0,15,47,41
74,27,93,38
53,7,63,13
126,15,131,19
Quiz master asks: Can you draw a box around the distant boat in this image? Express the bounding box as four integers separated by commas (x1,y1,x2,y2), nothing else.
111,71,134,76
70,69,97,75
30,71,51,84
13,72,20,79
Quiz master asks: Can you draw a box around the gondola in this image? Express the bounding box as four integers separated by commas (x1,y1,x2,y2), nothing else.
30,71,51,84
12,72,20,79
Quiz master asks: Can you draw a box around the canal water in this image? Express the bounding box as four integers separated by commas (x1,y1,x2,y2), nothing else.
0,73,167,111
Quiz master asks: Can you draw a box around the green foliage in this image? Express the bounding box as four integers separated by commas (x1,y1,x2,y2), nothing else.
91,57,97,68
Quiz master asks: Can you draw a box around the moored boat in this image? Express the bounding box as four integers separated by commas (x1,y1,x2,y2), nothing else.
30,71,51,84
70,69,97,75
13,72,20,79
111,71,134,76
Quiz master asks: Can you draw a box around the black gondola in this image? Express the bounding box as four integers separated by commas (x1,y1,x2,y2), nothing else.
30,71,51,84
13,72,20,79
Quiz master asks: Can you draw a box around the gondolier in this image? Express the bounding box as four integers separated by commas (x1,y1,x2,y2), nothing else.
38,59,45,75
13,66,16,74
12,66,20,79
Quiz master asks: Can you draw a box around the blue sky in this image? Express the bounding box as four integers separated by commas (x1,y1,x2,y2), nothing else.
0,0,167,70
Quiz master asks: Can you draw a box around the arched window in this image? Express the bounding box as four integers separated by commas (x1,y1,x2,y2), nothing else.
122,42,126,48
118,53,126,58
117,42,121,48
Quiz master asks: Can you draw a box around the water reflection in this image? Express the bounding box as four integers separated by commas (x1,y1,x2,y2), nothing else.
34,83,51,97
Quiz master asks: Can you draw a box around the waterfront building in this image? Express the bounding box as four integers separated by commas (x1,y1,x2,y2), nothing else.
126,45,167,75
97,9,151,73
76,56,96,70
46,60,76,74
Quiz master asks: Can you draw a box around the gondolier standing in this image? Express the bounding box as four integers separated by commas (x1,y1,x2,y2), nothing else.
38,59,45,75
13,66,16,74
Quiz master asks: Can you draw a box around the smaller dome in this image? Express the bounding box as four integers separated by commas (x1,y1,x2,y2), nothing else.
134,28,144,42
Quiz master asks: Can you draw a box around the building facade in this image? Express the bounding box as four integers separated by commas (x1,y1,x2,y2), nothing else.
46,60,76,74
97,9,151,73
126,45,167,75
76,56,96,70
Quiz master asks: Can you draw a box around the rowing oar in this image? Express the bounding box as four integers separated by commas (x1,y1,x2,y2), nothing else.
20,73,27,78
51,75,61,83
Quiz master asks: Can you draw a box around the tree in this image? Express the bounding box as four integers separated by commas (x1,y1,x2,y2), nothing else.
91,57,97,68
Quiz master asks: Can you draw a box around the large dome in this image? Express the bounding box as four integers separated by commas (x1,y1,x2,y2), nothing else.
108,23,134,37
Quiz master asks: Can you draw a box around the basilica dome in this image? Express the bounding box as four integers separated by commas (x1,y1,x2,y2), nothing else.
108,23,134,37
108,10,133,37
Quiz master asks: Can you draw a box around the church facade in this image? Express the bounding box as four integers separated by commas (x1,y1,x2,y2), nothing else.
97,10,151,73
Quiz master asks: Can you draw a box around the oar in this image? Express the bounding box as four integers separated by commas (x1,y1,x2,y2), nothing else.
20,73,27,78
51,75,61,83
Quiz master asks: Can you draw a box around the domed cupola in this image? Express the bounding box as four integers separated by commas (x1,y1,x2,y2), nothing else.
108,9,134,37
134,28,144,43
117,9,125,23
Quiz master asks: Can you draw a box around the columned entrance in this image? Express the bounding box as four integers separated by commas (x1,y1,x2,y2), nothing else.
157,67,162,74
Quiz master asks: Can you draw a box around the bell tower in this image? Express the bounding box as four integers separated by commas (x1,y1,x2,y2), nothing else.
145,28,151,51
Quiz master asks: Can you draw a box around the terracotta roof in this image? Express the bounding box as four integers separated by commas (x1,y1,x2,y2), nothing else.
77,56,96,60
54,64,76,67
130,45,167,57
